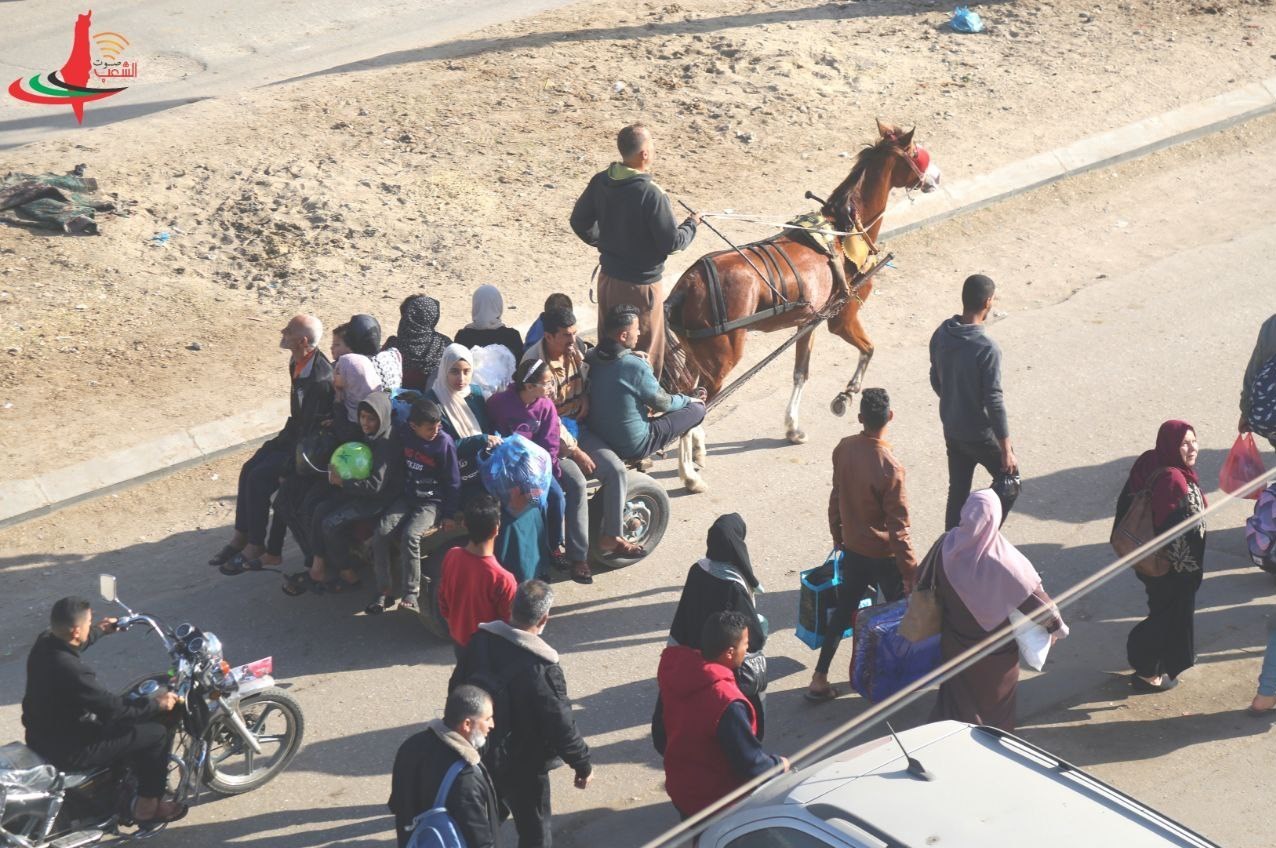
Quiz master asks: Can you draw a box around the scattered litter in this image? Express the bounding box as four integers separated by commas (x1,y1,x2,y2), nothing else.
151,231,171,246
1115,220,1129,229
0,166,115,235
210,473,219,481
74,304,87,310
950,6,985,33
2,402,12,409
613,80,627,94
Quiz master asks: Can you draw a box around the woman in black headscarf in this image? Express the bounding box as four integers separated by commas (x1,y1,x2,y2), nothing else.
386,295,451,390
656,513,770,746
669,514,766,652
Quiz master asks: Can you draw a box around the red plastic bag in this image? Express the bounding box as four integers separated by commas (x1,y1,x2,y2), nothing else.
1220,433,1266,499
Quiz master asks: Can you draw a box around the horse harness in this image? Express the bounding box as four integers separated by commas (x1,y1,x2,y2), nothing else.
675,217,873,340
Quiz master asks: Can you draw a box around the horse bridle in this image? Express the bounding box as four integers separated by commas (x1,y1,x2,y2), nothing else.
835,139,930,305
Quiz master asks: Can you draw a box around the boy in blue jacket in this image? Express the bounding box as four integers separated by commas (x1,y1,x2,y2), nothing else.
370,398,461,614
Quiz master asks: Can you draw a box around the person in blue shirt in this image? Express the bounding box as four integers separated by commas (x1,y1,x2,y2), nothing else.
586,305,707,492
370,397,461,614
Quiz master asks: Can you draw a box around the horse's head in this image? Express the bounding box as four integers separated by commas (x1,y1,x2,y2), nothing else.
876,119,941,193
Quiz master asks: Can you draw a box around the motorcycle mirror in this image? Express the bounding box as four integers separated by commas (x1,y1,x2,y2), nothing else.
99,574,117,603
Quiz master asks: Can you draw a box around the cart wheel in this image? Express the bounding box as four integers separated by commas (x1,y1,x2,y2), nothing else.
588,471,670,570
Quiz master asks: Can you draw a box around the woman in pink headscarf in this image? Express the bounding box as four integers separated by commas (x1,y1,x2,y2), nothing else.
332,353,383,441
931,489,1068,731
1117,419,1206,693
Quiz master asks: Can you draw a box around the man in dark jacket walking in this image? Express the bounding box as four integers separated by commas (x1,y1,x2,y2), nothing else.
929,274,1018,530
389,685,502,848
570,123,699,378
23,597,183,826
210,314,333,574
451,580,592,848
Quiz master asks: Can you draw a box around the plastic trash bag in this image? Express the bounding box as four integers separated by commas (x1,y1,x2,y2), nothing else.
330,442,373,481
950,5,984,33
1220,433,1266,499
1246,483,1276,573
850,600,941,703
390,388,424,430
470,344,517,399
481,433,553,509
1008,609,1051,671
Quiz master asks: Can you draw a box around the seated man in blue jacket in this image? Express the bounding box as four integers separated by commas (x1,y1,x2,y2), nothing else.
586,305,707,493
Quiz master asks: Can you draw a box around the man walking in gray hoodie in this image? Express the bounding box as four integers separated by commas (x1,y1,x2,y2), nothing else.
929,274,1017,529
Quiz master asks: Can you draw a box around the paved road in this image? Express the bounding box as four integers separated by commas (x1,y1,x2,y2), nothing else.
1,116,1273,846
0,0,577,150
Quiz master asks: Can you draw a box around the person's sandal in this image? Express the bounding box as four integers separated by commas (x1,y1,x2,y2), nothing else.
365,594,393,615
602,540,645,559
804,685,839,703
133,798,188,829
282,571,322,596
549,550,571,571
208,544,241,567
399,594,420,613
571,563,594,585
220,554,251,576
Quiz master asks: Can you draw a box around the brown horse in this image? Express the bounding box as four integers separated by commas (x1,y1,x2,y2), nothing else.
665,120,940,443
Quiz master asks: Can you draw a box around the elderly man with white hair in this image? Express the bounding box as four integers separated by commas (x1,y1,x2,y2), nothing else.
209,314,333,574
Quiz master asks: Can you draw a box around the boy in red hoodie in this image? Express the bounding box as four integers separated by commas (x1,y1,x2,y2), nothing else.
438,494,517,660
657,611,787,819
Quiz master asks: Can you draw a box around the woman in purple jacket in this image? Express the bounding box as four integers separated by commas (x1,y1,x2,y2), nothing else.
487,359,593,584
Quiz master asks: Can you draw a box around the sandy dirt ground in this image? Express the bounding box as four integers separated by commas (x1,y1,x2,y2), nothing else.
3,0,1276,477
2,96,1274,847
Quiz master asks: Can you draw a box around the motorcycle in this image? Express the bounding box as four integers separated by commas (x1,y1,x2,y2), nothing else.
0,575,304,846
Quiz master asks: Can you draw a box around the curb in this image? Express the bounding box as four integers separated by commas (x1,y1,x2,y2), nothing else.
4,78,1275,529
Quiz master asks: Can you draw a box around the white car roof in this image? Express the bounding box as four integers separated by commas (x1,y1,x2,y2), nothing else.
717,721,1216,847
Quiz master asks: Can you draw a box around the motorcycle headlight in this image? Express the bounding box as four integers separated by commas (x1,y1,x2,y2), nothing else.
202,631,223,662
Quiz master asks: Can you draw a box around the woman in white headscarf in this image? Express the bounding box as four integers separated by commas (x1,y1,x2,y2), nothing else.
426,343,502,509
453,284,524,364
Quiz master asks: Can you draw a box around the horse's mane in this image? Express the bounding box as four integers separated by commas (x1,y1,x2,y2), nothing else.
820,137,897,233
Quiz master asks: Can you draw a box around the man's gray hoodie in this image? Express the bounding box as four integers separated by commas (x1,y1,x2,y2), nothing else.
929,317,1009,443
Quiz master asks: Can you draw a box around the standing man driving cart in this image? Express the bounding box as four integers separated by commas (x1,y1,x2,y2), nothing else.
570,123,700,380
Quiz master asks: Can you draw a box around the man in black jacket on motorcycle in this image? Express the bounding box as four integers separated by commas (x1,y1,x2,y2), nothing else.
450,580,593,848
22,597,183,826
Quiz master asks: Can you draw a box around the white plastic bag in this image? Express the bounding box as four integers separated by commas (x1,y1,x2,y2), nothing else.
469,344,516,398
1008,609,1051,671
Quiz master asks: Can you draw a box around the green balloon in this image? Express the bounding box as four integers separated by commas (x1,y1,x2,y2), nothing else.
330,441,372,481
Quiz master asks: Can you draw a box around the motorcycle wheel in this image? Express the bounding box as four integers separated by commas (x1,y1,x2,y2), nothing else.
588,471,670,570
204,687,304,795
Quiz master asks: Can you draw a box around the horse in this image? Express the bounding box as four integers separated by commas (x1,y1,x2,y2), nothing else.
664,120,940,444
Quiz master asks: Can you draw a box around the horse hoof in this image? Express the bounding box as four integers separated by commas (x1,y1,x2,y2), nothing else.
682,476,709,495
786,429,807,445
830,395,848,417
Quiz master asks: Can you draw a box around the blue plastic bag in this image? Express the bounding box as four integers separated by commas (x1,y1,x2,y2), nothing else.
389,387,424,429
950,5,984,33
480,433,553,510
850,600,941,702
795,550,875,649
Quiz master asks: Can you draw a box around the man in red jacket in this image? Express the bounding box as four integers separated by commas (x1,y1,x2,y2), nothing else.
657,611,788,819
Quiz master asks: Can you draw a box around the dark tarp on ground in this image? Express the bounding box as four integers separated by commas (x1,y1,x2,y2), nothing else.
0,167,115,235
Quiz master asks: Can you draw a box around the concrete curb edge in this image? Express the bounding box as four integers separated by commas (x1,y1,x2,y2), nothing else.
4,77,1275,529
